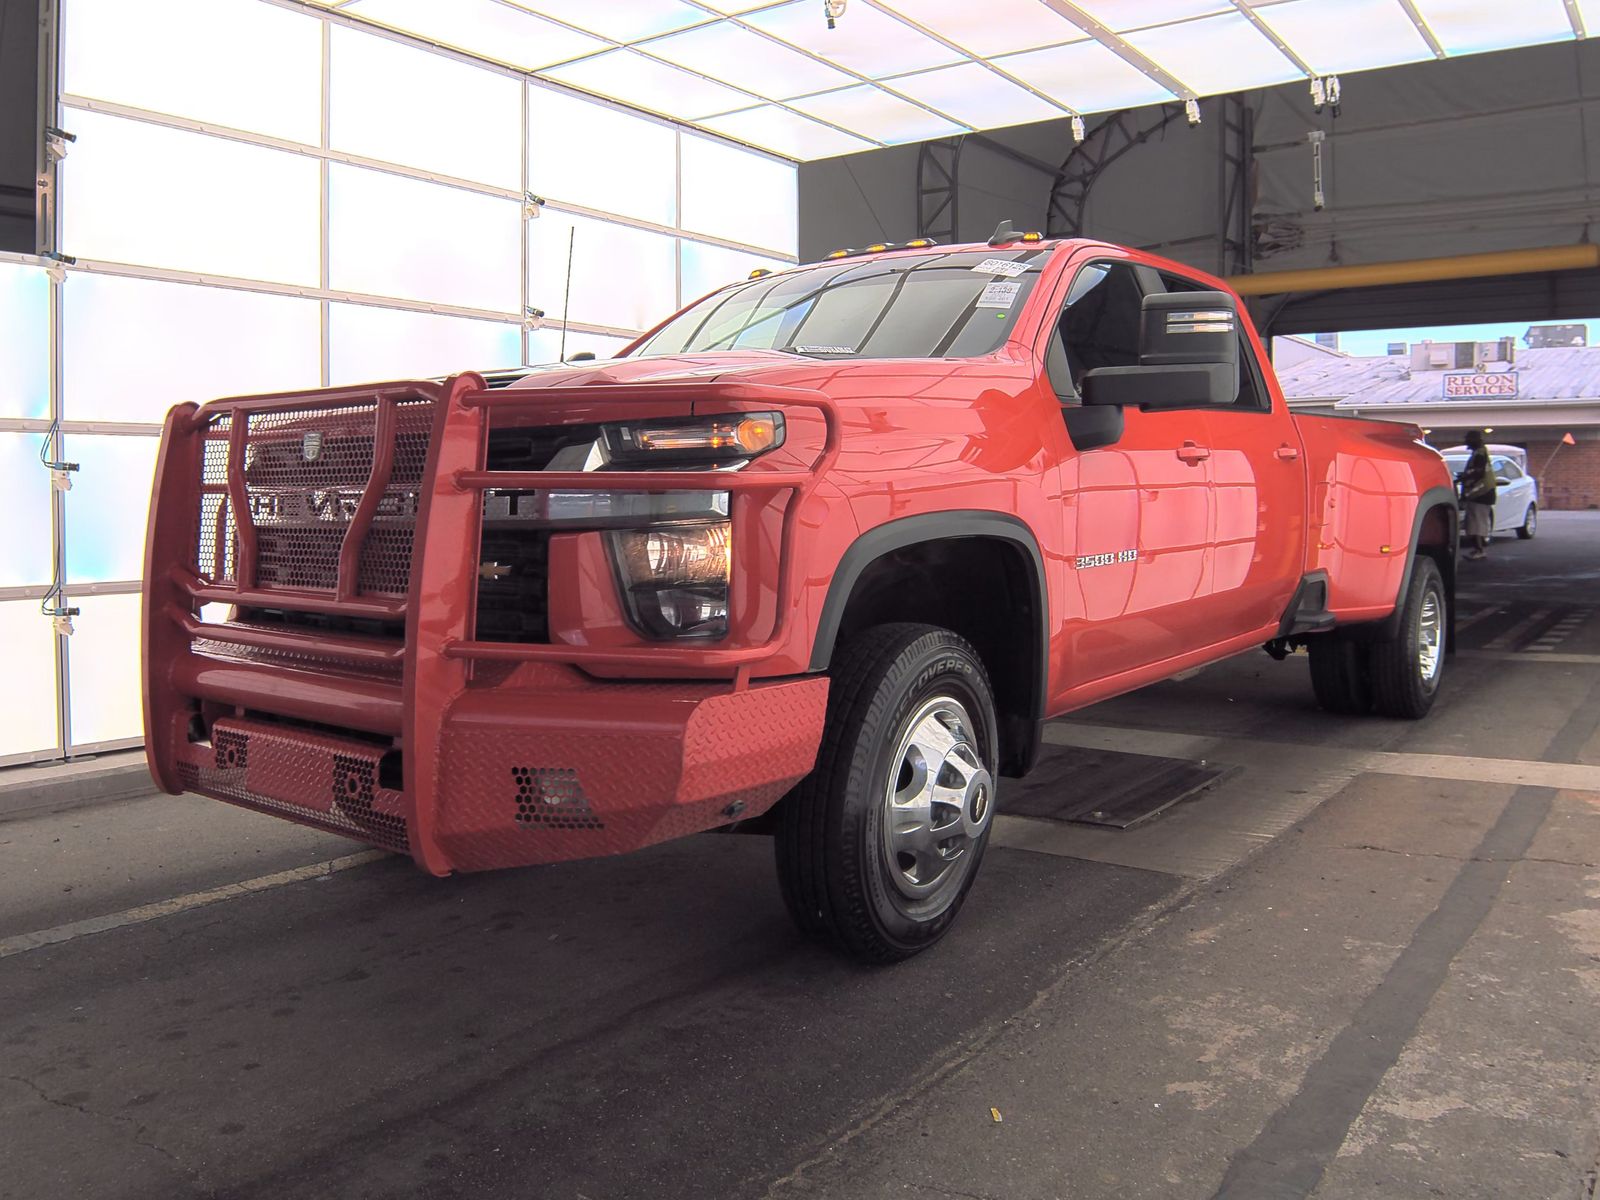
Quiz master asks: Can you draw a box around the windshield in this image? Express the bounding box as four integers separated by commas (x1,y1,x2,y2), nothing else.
633,248,1051,360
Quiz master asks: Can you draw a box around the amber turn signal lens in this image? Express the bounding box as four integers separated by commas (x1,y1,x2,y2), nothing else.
734,416,777,453
602,412,786,466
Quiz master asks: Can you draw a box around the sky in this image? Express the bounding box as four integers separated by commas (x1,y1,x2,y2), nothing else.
1277,319,1600,359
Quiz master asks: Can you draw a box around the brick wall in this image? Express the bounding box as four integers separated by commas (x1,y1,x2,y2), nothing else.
1520,438,1600,510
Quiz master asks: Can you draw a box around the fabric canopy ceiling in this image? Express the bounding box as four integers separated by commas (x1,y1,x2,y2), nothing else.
304,0,1594,160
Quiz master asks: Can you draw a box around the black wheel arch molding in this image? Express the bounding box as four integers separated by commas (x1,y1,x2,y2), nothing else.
1344,484,1460,644
807,510,1050,777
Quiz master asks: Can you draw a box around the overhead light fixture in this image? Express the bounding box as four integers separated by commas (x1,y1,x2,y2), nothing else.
1185,98,1201,126
824,0,846,30
1311,76,1342,117
1071,115,1086,144
44,126,75,161
524,193,545,220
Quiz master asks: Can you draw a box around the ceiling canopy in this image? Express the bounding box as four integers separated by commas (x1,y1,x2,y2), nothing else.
305,0,1594,160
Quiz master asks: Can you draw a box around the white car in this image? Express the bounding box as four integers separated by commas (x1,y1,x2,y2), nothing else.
1441,449,1539,539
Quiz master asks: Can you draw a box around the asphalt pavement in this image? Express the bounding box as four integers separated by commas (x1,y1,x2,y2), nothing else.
3,513,1598,1200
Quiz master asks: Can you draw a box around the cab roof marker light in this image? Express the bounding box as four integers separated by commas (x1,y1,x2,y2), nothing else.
749,268,773,278
905,238,937,248
1021,232,1043,243
825,249,851,259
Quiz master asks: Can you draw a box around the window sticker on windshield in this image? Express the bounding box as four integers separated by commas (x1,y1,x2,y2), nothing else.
794,344,857,354
976,280,1021,308
972,258,1028,278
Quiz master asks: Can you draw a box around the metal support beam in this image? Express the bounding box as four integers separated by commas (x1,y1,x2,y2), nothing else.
1227,243,1600,296
1216,95,1254,277
916,136,964,243
1046,106,1186,238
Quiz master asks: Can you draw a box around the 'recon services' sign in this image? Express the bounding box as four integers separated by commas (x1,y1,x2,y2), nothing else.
1443,371,1519,399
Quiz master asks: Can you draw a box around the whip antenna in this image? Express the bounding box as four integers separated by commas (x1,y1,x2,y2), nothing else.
559,226,574,362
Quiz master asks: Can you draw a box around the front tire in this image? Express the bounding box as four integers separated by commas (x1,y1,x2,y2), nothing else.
775,624,997,963
1518,503,1537,539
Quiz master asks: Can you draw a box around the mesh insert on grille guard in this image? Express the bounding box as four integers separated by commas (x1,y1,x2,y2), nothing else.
194,398,435,599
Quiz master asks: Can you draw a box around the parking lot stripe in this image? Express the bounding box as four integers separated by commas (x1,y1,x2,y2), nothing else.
0,849,389,960
1458,649,1600,665
1044,723,1600,792
1483,607,1553,650
995,738,1365,879
1452,605,1502,633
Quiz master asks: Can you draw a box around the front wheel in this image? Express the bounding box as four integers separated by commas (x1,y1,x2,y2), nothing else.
775,624,997,962
1518,503,1537,539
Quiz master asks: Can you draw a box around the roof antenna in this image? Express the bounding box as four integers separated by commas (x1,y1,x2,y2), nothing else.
559,225,575,362
988,219,1017,247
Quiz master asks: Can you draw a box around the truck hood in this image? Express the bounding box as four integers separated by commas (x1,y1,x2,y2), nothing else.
498,349,1026,397
503,350,827,392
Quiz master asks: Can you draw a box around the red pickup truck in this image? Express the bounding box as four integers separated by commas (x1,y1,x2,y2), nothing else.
143,233,1456,961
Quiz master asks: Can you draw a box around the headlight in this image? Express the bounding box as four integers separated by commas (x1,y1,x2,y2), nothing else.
609,521,731,639
602,413,784,467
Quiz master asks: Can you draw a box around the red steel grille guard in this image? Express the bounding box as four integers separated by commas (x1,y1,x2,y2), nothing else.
144,372,839,874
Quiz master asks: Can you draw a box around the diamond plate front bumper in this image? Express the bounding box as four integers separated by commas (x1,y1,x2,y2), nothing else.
143,373,836,874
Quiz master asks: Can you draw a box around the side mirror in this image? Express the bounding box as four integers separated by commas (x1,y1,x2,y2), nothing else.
1495,477,1511,487
567,351,598,362
1081,290,1240,411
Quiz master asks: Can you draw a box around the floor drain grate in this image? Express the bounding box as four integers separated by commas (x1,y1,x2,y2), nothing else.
1002,745,1236,830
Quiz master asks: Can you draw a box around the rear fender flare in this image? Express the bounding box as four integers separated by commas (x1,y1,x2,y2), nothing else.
1364,485,1459,643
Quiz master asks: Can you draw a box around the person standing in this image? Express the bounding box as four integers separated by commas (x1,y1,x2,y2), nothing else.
1456,430,1496,560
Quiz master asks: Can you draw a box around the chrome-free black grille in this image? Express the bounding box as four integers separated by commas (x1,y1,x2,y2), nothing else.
472,424,603,645
474,529,551,643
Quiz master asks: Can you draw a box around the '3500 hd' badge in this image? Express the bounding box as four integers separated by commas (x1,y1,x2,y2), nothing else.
1075,549,1138,569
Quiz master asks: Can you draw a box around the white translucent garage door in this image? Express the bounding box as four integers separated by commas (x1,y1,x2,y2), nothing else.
3,0,797,763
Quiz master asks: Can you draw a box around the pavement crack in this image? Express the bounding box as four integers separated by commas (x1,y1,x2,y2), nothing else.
7,1072,92,1116
912,1184,1005,1200
757,880,1206,1199
5,1073,212,1195
1343,844,1598,868
1344,844,1472,861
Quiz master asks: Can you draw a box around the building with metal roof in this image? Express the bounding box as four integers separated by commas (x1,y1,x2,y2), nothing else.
1274,336,1600,509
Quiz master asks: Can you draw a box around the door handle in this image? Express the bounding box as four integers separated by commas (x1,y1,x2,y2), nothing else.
1275,444,1300,461
1176,441,1210,465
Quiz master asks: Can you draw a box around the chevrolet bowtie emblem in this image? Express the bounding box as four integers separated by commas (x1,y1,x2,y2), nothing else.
478,561,513,581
